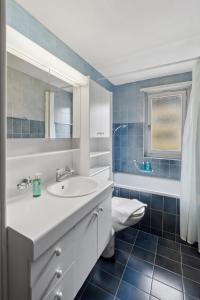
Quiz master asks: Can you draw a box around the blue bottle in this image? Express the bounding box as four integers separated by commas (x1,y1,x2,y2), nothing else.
145,161,151,171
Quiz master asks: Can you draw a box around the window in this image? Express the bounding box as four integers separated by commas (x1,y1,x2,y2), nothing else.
144,85,190,159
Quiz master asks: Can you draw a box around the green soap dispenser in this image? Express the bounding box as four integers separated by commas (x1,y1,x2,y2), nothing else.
32,173,42,197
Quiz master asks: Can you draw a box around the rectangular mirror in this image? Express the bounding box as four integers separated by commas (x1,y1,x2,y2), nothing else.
7,53,79,139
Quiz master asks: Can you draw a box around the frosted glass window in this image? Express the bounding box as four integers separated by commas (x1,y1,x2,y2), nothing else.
151,95,182,151
145,89,188,159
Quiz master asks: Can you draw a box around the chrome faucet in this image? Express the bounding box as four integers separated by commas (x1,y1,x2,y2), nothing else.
56,166,75,182
17,177,32,191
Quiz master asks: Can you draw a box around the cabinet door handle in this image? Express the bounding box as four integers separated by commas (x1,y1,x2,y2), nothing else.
93,211,99,217
55,268,63,279
55,248,62,256
98,207,104,213
55,291,63,299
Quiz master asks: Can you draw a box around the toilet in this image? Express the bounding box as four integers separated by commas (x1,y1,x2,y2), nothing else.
112,196,146,232
102,196,146,258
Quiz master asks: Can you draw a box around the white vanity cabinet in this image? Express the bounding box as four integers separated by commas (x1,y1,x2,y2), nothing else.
90,80,111,138
8,187,112,300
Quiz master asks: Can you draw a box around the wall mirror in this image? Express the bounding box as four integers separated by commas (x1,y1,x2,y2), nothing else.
7,52,79,139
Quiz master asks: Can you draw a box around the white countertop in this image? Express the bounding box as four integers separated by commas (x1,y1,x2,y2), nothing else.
7,177,113,260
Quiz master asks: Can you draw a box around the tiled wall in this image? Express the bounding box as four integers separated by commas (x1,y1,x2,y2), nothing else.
113,73,192,180
113,186,181,243
6,0,113,92
113,122,181,180
7,117,45,138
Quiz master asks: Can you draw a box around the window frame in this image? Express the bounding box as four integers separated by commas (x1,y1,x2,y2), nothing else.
144,87,190,159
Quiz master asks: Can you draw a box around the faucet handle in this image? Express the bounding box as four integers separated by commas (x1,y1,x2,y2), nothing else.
65,166,75,174
17,177,32,191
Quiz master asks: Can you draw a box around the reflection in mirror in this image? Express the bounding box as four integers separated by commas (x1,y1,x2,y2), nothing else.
45,86,73,139
7,53,74,139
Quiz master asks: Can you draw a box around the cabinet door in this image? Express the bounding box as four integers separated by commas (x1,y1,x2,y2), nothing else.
75,209,98,292
97,196,112,257
90,81,111,138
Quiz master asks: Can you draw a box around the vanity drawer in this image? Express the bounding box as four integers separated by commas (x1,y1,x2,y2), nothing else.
30,227,75,300
44,262,75,300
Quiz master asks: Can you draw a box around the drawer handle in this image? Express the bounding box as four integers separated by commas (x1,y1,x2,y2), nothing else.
93,211,99,217
55,291,63,300
55,248,62,256
98,207,104,213
55,268,63,279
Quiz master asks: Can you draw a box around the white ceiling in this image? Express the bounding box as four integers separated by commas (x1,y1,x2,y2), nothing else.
16,0,200,85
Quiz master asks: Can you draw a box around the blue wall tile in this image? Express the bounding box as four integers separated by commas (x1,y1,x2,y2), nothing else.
113,122,181,180
113,73,192,181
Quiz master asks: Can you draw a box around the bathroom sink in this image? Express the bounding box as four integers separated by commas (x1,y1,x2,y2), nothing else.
47,176,98,198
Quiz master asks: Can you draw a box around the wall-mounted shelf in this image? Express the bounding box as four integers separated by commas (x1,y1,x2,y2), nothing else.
7,148,80,161
90,151,110,158
89,165,110,177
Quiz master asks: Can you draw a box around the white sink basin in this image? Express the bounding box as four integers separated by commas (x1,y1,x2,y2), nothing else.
47,176,98,198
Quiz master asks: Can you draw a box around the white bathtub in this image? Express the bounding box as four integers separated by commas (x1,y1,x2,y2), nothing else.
114,173,180,198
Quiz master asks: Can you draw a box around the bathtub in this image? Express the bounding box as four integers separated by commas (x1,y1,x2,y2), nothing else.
114,173,180,198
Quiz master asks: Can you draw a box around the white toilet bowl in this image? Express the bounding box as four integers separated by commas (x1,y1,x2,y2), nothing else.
112,196,146,232
102,197,146,258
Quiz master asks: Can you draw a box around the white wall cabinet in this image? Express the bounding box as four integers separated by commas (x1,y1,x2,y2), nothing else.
8,189,112,300
90,80,111,138
80,79,113,181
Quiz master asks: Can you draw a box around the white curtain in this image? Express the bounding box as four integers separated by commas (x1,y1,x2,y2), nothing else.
181,60,200,252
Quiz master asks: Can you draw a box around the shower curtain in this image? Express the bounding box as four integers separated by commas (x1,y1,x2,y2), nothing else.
181,60,200,252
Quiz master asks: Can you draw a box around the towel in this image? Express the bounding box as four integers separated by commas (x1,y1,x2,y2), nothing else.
112,197,147,224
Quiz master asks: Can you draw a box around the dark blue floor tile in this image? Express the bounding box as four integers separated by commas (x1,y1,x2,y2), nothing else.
75,282,88,299
151,279,184,300
184,294,199,300
81,283,114,300
117,280,149,300
132,246,155,264
127,255,154,278
151,228,163,237
123,266,152,294
158,237,180,251
181,244,200,259
116,227,138,244
162,231,176,241
155,254,182,275
157,244,181,262
91,268,120,296
115,248,130,265
115,238,132,253
98,258,125,278
182,254,200,269
153,265,183,291
183,278,200,299
182,264,200,283
135,231,158,253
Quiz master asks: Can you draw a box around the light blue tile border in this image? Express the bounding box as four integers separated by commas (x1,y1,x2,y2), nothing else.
6,0,113,91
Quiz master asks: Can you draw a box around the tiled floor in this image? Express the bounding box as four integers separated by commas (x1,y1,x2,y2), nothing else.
75,228,200,300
